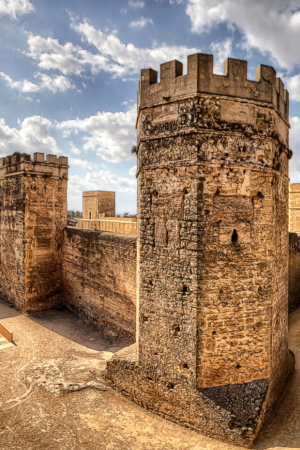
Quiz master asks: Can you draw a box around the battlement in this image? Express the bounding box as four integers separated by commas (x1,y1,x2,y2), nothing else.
137,53,289,121
0,152,68,178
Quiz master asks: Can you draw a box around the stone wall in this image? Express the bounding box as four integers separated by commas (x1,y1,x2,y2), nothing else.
76,217,137,235
83,191,115,219
289,232,300,312
289,184,300,232
62,228,137,337
0,152,68,311
106,54,293,447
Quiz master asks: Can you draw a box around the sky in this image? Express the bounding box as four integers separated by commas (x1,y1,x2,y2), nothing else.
1,0,300,214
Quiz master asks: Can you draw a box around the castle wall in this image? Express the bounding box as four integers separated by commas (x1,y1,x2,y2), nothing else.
76,217,137,235
289,184,300,232
82,191,115,219
62,228,137,337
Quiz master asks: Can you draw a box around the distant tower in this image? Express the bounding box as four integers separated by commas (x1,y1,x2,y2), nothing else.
0,152,68,310
107,54,294,447
82,191,115,219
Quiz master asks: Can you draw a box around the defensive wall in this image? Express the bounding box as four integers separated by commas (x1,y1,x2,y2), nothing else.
62,228,136,338
0,52,299,448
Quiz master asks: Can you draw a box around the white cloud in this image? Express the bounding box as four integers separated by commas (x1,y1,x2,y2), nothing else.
69,171,136,195
289,115,300,182
210,37,233,74
24,21,201,80
70,19,201,75
0,71,40,93
0,71,76,94
169,0,183,3
69,143,81,155
0,0,34,19
284,74,300,102
0,116,59,156
128,0,145,8
130,16,153,28
56,105,137,163
68,156,93,171
186,0,300,70
129,165,137,177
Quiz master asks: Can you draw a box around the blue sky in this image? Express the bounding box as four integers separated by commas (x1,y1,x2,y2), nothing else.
1,0,300,214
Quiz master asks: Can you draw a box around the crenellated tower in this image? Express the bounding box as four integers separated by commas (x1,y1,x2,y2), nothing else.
0,152,68,310
106,54,294,447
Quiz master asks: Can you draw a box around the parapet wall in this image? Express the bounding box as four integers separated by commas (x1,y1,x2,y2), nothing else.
62,228,137,338
138,54,289,122
76,217,137,235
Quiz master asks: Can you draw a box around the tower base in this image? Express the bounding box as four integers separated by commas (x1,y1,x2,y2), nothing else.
106,344,294,448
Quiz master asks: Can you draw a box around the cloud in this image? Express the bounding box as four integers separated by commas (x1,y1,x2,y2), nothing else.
56,105,137,163
130,16,153,28
185,0,300,70
210,37,233,74
69,171,136,195
129,165,137,177
0,71,76,94
69,143,81,155
25,20,201,80
70,19,201,75
0,116,60,156
289,115,300,182
128,0,145,8
0,0,34,19
284,74,300,102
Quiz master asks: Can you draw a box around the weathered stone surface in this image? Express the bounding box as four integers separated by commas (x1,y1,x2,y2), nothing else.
106,53,293,447
83,191,115,219
62,228,137,338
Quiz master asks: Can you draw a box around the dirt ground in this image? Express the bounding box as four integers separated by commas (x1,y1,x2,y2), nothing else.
1,299,300,450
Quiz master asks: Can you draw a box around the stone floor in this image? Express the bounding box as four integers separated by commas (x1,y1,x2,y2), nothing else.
1,299,300,450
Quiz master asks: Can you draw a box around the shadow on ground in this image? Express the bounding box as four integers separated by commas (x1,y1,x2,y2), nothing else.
28,306,133,352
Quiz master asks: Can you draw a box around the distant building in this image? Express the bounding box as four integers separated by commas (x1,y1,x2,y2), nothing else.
82,191,115,219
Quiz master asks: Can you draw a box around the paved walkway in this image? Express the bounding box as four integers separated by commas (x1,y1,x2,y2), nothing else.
1,299,300,450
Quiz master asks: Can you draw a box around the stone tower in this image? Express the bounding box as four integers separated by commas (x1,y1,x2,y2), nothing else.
82,191,115,219
0,152,68,311
106,53,294,447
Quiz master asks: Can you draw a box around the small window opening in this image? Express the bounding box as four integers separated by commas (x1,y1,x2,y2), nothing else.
148,279,153,286
173,324,180,336
167,382,174,389
219,288,223,294
236,364,241,370
232,229,238,245
212,331,217,336
89,211,92,220
182,285,188,295
143,316,148,323
182,363,189,369
166,229,169,245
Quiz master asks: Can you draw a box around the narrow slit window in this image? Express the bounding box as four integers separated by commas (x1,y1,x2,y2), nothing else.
232,229,238,245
